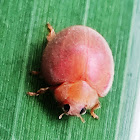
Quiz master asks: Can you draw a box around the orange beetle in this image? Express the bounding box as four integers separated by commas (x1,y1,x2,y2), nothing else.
28,23,114,123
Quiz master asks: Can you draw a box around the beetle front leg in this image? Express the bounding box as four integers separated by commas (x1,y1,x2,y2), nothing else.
31,71,40,75
27,87,49,96
90,101,100,119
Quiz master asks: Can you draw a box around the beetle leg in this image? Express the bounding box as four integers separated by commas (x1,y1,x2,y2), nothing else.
27,87,49,96
30,71,40,75
46,23,56,41
90,101,100,119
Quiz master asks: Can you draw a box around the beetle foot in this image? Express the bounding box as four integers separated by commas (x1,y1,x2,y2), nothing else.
27,92,39,96
27,87,49,96
30,71,44,79
46,23,56,41
90,101,100,119
91,112,99,119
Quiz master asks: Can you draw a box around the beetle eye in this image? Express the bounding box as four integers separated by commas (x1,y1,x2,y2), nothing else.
80,108,86,115
63,104,70,112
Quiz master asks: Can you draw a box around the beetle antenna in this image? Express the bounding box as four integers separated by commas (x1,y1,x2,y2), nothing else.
78,115,85,123
59,113,65,119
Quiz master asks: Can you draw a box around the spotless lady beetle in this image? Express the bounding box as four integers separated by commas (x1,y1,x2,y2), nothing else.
28,23,114,123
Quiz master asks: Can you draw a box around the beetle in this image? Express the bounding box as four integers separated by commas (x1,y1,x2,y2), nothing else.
28,23,114,123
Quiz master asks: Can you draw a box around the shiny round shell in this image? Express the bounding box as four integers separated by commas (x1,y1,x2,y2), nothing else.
41,25,114,97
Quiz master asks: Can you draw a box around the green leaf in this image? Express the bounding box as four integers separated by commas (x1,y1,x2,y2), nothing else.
0,0,139,140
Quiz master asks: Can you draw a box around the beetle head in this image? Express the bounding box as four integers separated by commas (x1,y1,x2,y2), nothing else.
54,81,98,122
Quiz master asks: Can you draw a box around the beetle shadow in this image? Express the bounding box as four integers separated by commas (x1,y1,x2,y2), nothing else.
26,39,69,122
